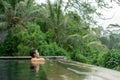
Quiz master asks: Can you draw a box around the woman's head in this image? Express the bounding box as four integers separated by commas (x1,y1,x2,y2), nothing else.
30,49,39,58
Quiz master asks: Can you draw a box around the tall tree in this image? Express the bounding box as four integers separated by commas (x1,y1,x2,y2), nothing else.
41,0,69,45
0,0,42,41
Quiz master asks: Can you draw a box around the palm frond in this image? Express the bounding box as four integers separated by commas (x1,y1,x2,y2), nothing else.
66,34,82,40
47,0,54,21
87,41,108,51
108,24,120,28
88,41,102,45
2,0,13,23
82,31,96,39
56,0,62,24
1,0,12,9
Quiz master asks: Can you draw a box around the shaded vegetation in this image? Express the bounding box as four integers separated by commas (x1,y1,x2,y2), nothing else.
0,0,120,71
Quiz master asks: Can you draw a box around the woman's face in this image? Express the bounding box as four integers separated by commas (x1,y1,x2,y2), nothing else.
34,50,39,58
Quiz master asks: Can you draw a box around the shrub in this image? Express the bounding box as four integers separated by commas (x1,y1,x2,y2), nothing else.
114,66,120,71
75,53,87,63
40,42,69,57
1,23,47,56
101,49,120,69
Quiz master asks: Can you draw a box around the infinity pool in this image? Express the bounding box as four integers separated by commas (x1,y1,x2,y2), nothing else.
0,60,119,80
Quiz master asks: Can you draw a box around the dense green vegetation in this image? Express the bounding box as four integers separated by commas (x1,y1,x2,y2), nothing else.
0,0,120,71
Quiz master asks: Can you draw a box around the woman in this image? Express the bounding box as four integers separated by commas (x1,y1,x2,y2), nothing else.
30,49,45,63
30,49,45,72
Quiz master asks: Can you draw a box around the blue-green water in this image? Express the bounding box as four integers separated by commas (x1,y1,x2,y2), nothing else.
0,60,110,80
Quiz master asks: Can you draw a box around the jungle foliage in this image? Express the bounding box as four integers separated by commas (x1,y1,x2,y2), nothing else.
0,0,120,71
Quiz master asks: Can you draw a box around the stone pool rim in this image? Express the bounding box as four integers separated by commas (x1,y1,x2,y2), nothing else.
0,56,66,60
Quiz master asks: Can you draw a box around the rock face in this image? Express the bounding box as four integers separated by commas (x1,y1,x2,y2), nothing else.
0,31,8,42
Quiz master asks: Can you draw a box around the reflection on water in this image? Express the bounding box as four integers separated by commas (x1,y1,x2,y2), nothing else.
67,68,104,80
0,60,108,80
58,61,108,80
30,64,48,80
0,60,48,80
44,61,83,80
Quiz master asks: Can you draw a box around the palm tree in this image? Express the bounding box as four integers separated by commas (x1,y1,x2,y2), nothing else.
0,0,42,41
44,0,68,44
0,0,39,31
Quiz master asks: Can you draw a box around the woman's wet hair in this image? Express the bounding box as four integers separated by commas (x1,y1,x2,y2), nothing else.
30,49,36,58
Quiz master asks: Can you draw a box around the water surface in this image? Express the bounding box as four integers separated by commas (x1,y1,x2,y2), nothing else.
0,60,119,80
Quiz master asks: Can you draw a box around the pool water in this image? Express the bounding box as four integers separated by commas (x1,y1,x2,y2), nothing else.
0,60,117,80
0,60,88,80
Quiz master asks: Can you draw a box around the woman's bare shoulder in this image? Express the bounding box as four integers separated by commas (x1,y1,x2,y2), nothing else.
30,57,45,64
38,57,45,61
